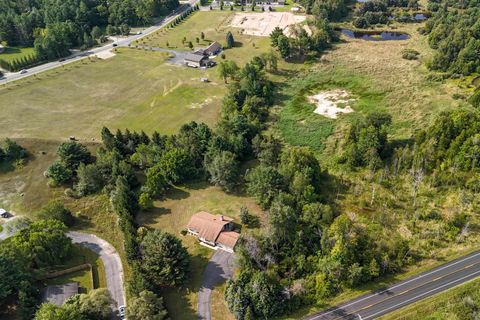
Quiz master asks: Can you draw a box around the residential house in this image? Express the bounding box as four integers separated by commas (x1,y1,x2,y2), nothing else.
204,41,222,56
187,211,240,252
184,52,210,68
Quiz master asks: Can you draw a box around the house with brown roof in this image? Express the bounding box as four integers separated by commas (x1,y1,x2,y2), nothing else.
187,211,240,252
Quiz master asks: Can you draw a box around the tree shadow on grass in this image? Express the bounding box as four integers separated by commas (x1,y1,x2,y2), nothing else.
137,207,172,226
165,187,191,200
162,253,210,320
182,179,211,191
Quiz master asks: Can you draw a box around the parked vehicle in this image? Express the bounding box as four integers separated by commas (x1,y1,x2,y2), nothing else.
118,305,126,319
20,69,28,74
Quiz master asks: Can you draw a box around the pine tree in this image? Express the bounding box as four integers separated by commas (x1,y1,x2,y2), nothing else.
226,31,235,48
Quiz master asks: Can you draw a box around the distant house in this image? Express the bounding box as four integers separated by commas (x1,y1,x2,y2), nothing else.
204,41,222,56
187,211,240,252
184,53,211,68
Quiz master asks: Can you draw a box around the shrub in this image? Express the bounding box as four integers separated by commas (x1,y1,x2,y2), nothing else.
402,49,420,60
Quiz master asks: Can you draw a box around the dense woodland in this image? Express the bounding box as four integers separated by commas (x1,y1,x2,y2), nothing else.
424,0,480,75
1,0,480,318
0,0,179,60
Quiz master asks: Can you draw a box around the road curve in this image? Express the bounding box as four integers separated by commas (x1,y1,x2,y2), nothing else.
198,250,235,320
67,231,126,309
304,250,480,320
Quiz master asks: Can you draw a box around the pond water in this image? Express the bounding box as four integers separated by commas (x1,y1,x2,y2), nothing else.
341,29,410,41
413,13,428,20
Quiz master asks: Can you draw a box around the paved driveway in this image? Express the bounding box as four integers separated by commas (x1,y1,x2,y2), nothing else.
138,46,187,65
198,250,235,320
67,232,126,309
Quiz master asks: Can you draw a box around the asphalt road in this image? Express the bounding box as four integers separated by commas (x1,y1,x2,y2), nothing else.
1,0,197,85
305,250,480,320
67,231,126,310
198,250,235,320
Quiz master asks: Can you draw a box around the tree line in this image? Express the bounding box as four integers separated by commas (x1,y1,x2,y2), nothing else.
0,0,179,61
353,0,419,28
424,0,480,75
38,55,275,318
270,19,337,61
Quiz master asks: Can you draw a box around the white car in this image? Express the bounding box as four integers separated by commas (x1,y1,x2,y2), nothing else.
118,305,126,319
20,69,28,74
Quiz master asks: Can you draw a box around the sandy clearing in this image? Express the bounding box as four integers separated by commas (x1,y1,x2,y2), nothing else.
309,89,356,119
96,50,116,60
230,12,306,37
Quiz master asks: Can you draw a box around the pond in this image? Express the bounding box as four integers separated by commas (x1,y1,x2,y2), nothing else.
340,29,410,41
413,13,428,20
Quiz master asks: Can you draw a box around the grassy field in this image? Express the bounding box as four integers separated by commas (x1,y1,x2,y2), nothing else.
276,23,464,159
137,181,265,320
379,278,480,320
45,245,107,293
277,69,386,151
135,11,273,66
0,47,36,63
0,49,225,140
0,139,128,274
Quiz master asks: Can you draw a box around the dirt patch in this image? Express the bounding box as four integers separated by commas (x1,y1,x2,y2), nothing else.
95,50,116,60
309,89,356,119
189,97,215,109
230,12,306,37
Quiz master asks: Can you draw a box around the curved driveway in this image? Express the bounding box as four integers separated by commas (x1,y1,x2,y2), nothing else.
198,250,235,320
67,231,126,309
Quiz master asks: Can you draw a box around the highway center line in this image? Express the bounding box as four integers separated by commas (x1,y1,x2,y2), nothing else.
308,251,480,319
362,269,480,319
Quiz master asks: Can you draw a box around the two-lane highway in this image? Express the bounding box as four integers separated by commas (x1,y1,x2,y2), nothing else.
1,0,197,84
305,251,480,320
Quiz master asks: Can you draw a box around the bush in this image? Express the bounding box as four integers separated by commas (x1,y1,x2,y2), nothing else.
402,49,420,60
36,201,75,226
45,161,73,185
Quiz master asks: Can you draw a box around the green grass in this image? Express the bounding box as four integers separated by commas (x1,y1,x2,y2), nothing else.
0,49,225,140
136,180,265,320
0,47,36,63
277,69,386,151
45,244,106,293
135,11,273,66
379,278,480,320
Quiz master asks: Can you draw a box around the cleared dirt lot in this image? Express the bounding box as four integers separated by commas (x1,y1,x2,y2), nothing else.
230,12,306,36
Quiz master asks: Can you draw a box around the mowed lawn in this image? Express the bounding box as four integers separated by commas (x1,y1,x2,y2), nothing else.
136,11,272,65
0,48,225,140
137,181,265,320
0,46,36,62
45,245,107,293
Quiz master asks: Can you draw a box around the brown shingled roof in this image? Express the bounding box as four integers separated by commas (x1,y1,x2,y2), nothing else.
216,231,240,249
187,211,234,243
